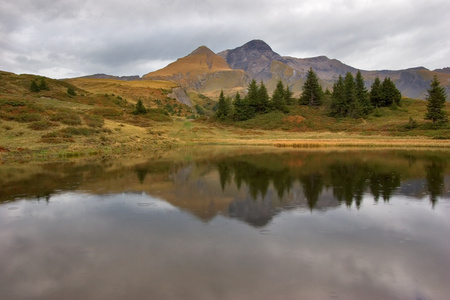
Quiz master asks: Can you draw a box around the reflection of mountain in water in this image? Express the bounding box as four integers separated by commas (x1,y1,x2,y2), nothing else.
1,150,449,228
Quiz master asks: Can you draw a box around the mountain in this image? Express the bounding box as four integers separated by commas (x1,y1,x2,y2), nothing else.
434,67,450,74
143,46,248,96
143,40,450,100
79,73,140,81
218,39,286,81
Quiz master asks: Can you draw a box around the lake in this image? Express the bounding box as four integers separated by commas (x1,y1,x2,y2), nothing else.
1,148,450,300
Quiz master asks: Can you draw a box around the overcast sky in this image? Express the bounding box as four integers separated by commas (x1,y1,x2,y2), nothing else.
1,0,449,79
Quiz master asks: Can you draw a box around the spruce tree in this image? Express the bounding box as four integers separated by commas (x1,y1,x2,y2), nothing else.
133,99,147,115
257,81,270,113
344,72,360,118
299,68,323,106
370,77,383,107
271,80,289,113
425,75,448,124
381,77,401,107
215,90,231,120
30,79,40,92
233,92,248,121
284,85,295,105
39,78,50,91
330,75,346,117
355,71,371,116
246,79,259,118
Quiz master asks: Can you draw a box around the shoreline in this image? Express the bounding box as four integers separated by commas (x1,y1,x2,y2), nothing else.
2,136,449,164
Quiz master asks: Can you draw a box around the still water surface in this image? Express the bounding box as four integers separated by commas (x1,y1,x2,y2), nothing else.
1,149,450,300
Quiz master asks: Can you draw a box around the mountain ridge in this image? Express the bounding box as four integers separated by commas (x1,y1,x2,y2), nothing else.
112,40,449,100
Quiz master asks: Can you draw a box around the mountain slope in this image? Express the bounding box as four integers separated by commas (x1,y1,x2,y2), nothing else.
219,40,449,99
141,40,449,100
143,46,248,96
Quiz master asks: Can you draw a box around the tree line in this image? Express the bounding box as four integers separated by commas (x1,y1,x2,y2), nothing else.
215,79,294,121
215,68,447,124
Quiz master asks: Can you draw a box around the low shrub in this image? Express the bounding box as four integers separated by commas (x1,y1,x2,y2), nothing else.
83,114,104,128
14,113,42,123
50,111,82,125
28,120,58,131
91,108,123,118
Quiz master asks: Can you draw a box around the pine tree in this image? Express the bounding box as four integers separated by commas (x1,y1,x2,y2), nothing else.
39,78,50,91
299,68,323,106
343,72,361,118
284,85,295,105
233,92,248,121
330,75,346,117
425,75,448,124
246,79,259,118
370,77,383,107
215,90,231,120
271,80,289,113
355,71,371,116
381,77,401,107
30,79,40,92
257,81,270,113
67,87,76,96
133,99,147,115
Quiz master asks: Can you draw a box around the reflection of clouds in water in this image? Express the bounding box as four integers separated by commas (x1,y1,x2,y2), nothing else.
270,199,450,300
1,193,449,300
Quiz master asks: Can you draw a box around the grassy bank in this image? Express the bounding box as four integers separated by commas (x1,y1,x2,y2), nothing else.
1,71,449,163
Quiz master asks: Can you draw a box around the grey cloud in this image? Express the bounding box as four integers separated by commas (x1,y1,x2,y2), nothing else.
1,0,449,78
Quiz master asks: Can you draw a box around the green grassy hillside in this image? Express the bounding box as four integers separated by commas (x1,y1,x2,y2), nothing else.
0,71,179,160
215,97,450,138
1,70,449,162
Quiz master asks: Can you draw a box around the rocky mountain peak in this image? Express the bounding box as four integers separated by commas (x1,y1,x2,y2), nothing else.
218,39,283,80
240,39,274,52
189,46,215,56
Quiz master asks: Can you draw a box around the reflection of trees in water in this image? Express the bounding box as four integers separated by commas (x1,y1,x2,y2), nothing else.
299,173,324,210
369,172,401,203
329,163,369,208
426,159,446,207
217,160,293,200
215,158,416,210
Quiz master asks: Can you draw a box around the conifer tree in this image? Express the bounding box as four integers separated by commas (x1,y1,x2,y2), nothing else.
284,85,295,105
257,81,270,113
343,72,361,118
133,99,147,115
355,71,371,115
381,77,401,106
425,75,448,124
299,68,323,106
370,77,383,107
30,79,40,92
246,79,259,118
330,75,346,117
215,90,231,120
271,80,289,113
233,92,248,121
39,78,50,91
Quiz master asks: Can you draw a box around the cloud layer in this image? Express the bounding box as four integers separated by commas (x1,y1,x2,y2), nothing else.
1,0,449,78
